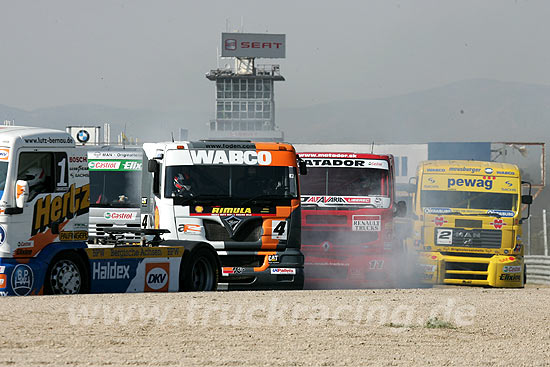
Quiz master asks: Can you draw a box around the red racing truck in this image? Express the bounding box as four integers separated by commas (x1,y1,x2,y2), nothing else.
298,152,406,288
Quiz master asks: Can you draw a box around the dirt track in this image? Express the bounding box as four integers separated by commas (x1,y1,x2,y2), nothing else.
2,286,550,366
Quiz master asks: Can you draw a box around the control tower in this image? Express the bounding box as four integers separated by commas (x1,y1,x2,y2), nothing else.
206,32,285,141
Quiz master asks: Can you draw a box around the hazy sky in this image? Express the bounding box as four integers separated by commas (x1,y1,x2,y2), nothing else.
1,0,549,113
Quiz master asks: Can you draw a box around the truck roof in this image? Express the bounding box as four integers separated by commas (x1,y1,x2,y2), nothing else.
420,160,520,176
144,141,295,152
298,152,393,160
0,125,75,147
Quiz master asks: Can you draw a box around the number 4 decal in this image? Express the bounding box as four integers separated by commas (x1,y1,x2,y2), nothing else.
271,220,288,240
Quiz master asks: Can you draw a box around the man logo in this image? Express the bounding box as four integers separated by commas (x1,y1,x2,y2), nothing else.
225,39,237,50
145,263,169,292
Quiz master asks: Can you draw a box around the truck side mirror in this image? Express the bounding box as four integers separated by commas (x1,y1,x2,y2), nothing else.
522,195,533,205
15,180,29,209
297,157,308,175
148,159,159,173
395,201,407,217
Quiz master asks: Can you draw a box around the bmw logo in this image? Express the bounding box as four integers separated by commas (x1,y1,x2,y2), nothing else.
485,167,494,174
77,130,90,143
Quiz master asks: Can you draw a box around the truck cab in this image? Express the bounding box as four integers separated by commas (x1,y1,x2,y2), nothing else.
409,160,532,287
143,140,305,290
298,152,405,288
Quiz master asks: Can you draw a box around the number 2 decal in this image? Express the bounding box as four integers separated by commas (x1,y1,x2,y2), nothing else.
436,229,453,245
271,220,288,240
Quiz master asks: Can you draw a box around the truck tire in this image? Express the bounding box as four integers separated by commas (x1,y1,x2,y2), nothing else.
180,247,218,291
45,252,89,295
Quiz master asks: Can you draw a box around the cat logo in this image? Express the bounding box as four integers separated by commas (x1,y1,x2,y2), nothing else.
31,183,90,236
145,263,169,292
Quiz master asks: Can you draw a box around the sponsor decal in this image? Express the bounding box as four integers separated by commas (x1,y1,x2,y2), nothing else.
222,267,244,276
192,206,275,216
0,266,5,273
497,171,516,175
141,197,148,206
88,161,121,170
448,177,495,190
145,263,169,292
485,168,494,174
514,243,522,252
490,219,507,229
503,265,521,274
0,274,6,289
321,241,331,252
424,207,453,214
17,241,33,248
268,254,279,263
271,268,296,275
303,158,389,170
177,223,202,234
59,230,88,241
449,167,482,173
433,216,448,227
499,273,521,282
0,292,7,296
419,264,437,273
436,229,453,245
426,168,445,172
352,215,381,232
184,150,272,166
487,210,515,217
31,183,90,236
87,247,184,259
0,224,5,245
301,196,390,208
11,264,34,296
92,262,130,280
0,148,9,161
505,180,513,187
104,212,137,221
369,260,384,270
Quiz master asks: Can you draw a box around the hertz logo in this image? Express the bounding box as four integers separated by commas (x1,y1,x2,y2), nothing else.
211,207,251,214
32,184,90,235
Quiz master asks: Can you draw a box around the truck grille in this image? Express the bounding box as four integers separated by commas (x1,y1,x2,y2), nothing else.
305,264,349,279
90,223,141,241
302,229,379,246
445,262,488,272
203,219,262,242
435,228,502,248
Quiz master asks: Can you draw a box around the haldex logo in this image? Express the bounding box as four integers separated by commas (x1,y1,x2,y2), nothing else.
447,177,494,190
92,262,130,280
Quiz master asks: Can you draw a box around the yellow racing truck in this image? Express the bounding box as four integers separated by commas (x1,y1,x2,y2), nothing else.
408,160,532,287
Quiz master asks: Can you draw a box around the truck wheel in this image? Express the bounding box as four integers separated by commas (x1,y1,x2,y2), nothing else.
45,252,88,295
181,248,218,291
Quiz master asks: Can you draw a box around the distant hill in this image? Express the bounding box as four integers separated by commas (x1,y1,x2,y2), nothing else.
2,78,550,144
279,79,550,144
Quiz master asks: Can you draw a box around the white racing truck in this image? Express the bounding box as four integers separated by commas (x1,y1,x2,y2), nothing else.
0,126,219,296
87,148,146,243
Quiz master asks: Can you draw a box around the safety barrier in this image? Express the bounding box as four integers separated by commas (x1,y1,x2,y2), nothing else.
525,256,550,285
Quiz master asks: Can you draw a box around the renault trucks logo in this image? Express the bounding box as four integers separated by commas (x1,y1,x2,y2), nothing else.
11,264,34,296
225,39,237,50
77,130,90,143
145,263,169,292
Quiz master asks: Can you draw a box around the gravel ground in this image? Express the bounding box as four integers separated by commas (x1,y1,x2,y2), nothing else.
1,285,549,366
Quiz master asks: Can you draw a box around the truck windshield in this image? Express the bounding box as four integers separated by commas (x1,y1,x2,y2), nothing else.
90,170,141,208
0,161,7,200
300,167,389,196
164,165,298,199
421,190,517,211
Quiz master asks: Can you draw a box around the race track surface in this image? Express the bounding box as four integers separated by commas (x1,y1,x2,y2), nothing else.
2,286,549,366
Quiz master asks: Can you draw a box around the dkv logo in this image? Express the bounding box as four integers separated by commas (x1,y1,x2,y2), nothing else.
145,263,169,292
